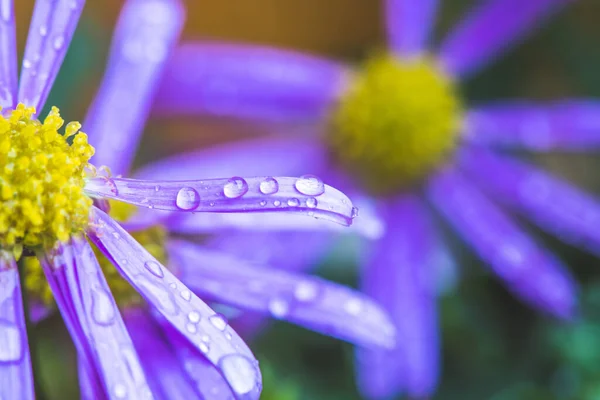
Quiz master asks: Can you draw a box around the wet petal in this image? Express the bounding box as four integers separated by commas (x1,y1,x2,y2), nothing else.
124,309,201,399
89,207,263,400
459,147,600,256
427,168,577,318
386,0,438,57
84,175,357,227
464,100,600,150
356,196,439,399
78,358,106,400
18,0,86,111
438,0,570,78
154,42,349,121
87,0,184,175
0,254,35,400
40,237,152,399
0,0,17,109
169,239,395,349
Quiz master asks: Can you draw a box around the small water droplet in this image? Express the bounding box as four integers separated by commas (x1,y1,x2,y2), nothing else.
294,281,318,302
180,289,191,301
344,298,362,316
176,187,200,210
186,323,197,334
201,335,210,343
169,282,177,290
294,175,325,196
39,25,48,36
273,200,281,207
219,354,260,396
223,177,249,199
306,198,318,208
154,185,160,192
0,321,23,362
268,298,289,319
225,331,232,340
259,200,267,207
351,206,359,218
188,311,201,324
209,314,228,331
259,177,279,195
53,35,65,50
22,59,32,69
199,342,210,354
144,260,163,278
113,383,127,399
287,198,300,207
91,288,116,326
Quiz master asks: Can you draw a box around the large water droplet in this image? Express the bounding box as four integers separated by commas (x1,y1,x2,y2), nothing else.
0,320,23,362
137,276,179,316
268,298,289,319
259,177,279,195
219,354,260,396
91,288,116,326
144,260,163,278
294,175,325,196
176,187,201,210
294,281,318,302
223,177,249,199
209,313,228,331
188,311,201,324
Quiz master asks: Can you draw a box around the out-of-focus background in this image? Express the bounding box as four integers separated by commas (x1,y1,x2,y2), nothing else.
19,0,600,399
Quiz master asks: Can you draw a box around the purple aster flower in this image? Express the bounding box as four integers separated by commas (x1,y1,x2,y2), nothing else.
0,0,384,399
144,0,593,398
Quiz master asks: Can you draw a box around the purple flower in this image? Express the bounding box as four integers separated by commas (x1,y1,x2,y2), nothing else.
145,0,592,398
0,1,385,399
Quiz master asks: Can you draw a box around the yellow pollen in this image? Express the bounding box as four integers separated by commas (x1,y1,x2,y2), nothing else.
0,104,94,252
328,54,463,195
23,200,169,308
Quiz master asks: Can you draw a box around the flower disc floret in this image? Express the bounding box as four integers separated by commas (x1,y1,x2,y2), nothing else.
0,104,94,251
329,54,463,195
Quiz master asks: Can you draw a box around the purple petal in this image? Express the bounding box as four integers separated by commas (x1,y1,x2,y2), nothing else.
438,0,570,78
88,207,263,400
18,0,86,111
0,0,17,109
459,147,600,257
385,0,438,57
124,309,201,399
0,255,35,400
154,313,236,399
154,41,349,121
78,358,106,400
84,175,357,227
40,237,152,399
464,100,600,150
169,239,395,349
87,0,184,176
427,168,577,318
356,196,439,399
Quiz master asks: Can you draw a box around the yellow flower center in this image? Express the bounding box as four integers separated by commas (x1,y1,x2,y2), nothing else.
328,54,463,195
24,200,169,308
0,104,94,254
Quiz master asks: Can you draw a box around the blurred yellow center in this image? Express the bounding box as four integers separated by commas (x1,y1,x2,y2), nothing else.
328,54,463,195
0,104,94,255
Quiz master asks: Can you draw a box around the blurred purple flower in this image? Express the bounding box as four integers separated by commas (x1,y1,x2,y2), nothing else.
0,1,389,399
145,0,596,398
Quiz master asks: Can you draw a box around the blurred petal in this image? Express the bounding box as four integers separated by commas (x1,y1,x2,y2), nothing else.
18,0,86,111
84,175,357,227
427,168,577,318
125,309,201,399
154,42,349,121
87,0,184,175
0,0,17,108
438,0,570,78
385,0,438,57
459,147,600,256
464,101,600,150
0,254,35,400
169,239,395,349
356,195,439,399
89,207,263,400
41,237,151,399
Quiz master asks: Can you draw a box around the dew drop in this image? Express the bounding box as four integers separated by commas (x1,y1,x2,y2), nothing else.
199,342,210,354
169,282,177,290
154,185,160,192
137,276,179,316
268,298,289,319
223,177,249,199
39,25,48,37
91,288,116,326
287,198,300,207
294,175,325,196
176,187,201,210
186,323,197,334
144,260,163,278
22,59,32,69
209,313,228,331
53,35,65,50
259,200,267,207
306,198,318,209
259,177,279,195
351,206,359,218
225,331,232,341
344,298,362,316
180,289,191,301
187,311,201,324
219,354,260,396
113,383,127,399
0,321,23,362
294,281,318,302
273,200,281,207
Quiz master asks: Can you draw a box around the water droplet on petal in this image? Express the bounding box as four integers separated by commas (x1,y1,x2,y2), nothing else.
199,342,210,354
176,187,201,210
186,323,197,334
294,281,318,302
53,35,65,50
268,298,290,319
144,260,163,278
351,206,359,218
180,289,191,301
344,298,362,316
273,200,281,207
209,313,228,331
154,185,160,192
188,311,201,324
0,321,23,362
259,200,267,207
91,288,116,326
287,198,300,207
223,177,249,199
295,175,325,196
39,25,48,36
225,332,232,340
219,354,260,396
113,383,127,399
306,198,318,208
169,282,177,290
259,177,279,195
137,276,179,316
